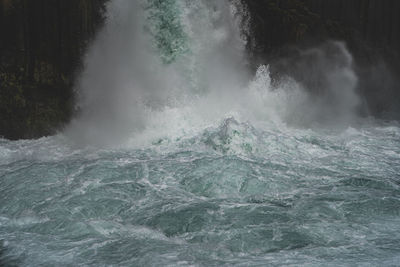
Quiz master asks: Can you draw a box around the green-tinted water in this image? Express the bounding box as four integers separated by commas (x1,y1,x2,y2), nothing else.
1,119,400,266
1,0,399,265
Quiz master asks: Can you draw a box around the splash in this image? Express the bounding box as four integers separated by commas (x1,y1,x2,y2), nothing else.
66,0,361,147
2,3,400,265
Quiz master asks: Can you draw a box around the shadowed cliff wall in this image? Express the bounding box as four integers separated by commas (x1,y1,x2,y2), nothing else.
0,0,107,139
1,0,400,140
243,0,400,118
304,0,400,51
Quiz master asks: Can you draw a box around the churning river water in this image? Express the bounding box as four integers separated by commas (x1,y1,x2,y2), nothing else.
1,0,400,266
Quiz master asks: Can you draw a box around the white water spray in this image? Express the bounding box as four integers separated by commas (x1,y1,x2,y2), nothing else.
66,0,361,147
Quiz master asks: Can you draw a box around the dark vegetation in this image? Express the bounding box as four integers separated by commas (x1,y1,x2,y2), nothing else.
1,0,399,139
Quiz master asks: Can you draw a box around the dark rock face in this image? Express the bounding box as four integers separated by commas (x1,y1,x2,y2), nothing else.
243,0,400,119
0,0,107,140
243,0,400,59
1,0,399,139
303,0,400,52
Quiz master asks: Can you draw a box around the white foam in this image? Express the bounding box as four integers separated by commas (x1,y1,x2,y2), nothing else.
65,0,361,148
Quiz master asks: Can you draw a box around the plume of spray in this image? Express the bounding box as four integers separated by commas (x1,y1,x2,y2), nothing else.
66,0,361,147
66,0,249,146
270,41,361,127
67,1,153,145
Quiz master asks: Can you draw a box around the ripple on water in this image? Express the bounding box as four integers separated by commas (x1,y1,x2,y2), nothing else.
1,122,400,265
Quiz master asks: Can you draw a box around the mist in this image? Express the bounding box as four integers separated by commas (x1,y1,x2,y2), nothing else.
66,0,362,147
2,1,400,266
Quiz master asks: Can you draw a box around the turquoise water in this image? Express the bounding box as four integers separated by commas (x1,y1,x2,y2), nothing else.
1,119,400,266
1,0,400,265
